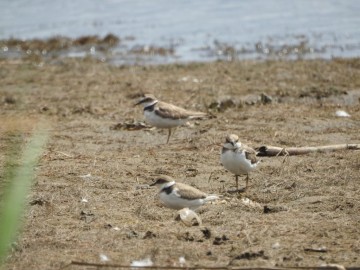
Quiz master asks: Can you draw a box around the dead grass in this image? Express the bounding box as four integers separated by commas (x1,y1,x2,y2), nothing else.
0,57,360,269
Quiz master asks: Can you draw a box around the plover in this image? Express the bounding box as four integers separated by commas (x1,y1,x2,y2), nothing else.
135,94,208,143
150,175,218,210
220,134,259,192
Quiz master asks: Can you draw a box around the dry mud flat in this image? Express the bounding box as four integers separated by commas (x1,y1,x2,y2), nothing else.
0,57,360,269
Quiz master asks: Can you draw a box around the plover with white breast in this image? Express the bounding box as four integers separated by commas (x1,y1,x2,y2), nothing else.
135,94,208,143
220,134,259,192
150,175,219,210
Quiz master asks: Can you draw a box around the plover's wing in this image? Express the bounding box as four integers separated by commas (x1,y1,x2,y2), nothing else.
241,144,259,164
155,101,207,120
173,183,207,200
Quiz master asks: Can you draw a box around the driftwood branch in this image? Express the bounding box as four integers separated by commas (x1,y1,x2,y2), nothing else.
62,261,353,270
256,144,360,157
61,261,241,269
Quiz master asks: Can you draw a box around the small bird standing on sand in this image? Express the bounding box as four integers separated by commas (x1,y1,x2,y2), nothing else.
220,134,259,192
150,175,219,210
135,94,208,143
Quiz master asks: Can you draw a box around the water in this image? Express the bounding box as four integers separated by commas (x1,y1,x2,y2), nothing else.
1,0,360,64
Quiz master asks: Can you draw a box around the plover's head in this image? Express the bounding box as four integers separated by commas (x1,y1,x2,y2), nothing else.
150,175,175,190
134,94,158,107
223,134,241,150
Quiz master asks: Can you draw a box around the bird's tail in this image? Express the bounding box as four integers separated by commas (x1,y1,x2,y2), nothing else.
204,194,219,202
188,111,210,119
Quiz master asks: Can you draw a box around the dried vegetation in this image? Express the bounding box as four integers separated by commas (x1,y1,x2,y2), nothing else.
0,57,360,269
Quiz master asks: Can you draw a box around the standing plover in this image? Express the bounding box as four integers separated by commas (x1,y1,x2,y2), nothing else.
150,175,218,210
135,94,208,143
220,134,259,192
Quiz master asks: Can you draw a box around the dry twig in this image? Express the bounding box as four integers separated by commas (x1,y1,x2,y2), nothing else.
256,144,360,157
61,261,356,270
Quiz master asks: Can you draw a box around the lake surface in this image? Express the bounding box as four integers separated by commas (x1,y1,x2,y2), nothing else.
1,0,360,64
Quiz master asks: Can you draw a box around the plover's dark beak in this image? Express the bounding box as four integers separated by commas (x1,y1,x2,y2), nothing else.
134,100,143,106
149,182,156,186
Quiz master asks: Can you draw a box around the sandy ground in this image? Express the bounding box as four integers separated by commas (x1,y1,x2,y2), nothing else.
1,57,360,269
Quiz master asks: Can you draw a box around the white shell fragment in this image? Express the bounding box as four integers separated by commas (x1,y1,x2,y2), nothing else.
130,257,153,267
79,173,92,179
178,76,202,83
335,110,350,117
179,256,186,267
178,208,202,227
99,254,109,262
241,198,262,209
272,242,281,249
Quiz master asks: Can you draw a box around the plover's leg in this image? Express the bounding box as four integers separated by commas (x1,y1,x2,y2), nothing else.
227,175,245,193
166,128,172,144
245,174,249,190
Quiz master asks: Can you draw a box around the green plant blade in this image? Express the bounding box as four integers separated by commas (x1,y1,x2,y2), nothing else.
0,124,48,264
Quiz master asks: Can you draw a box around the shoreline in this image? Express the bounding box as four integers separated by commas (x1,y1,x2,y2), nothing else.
1,34,359,66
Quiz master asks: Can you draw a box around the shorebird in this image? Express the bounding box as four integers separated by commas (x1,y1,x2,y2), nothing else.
135,94,208,143
150,175,219,210
220,134,259,192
